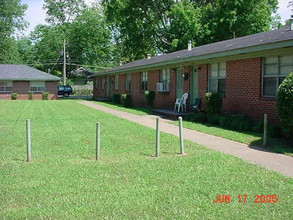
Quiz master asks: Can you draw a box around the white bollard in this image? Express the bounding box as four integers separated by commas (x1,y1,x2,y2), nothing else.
26,119,32,162
155,117,160,157
263,114,267,147
178,117,184,154
96,122,101,160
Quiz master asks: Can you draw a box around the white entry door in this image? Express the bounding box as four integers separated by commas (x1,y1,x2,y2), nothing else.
176,67,184,99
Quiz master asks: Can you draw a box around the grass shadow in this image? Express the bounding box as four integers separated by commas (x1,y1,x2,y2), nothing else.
58,95,93,101
249,138,293,156
182,119,293,157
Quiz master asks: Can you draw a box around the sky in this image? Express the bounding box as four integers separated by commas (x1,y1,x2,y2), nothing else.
21,0,292,36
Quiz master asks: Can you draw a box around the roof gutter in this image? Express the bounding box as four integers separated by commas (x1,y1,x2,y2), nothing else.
92,40,293,77
0,78,60,81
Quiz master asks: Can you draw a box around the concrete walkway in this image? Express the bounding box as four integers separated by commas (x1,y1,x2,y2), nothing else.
80,101,293,177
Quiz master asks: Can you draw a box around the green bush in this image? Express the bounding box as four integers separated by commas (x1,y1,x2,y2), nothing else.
72,88,92,96
121,94,132,107
112,94,120,104
144,90,155,107
229,115,250,131
251,121,264,133
42,92,49,100
185,113,207,123
219,115,232,128
205,93,223,114
268,124,283,138
276,72,293,139
28,91,33,100
206,114,220,125
11,93,17,100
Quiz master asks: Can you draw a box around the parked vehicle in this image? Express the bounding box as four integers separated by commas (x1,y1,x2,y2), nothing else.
58,85,73,97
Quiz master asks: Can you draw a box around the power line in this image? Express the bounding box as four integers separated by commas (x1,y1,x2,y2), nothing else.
26,63,63,65
26,62,110,70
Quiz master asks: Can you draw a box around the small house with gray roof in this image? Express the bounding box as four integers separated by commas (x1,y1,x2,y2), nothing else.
0,65,60,100
92,22,293,122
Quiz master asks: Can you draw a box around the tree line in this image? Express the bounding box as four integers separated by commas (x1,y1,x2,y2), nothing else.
0,0,289,78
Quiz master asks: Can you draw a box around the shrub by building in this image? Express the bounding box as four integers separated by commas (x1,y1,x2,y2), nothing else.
277,72,293,140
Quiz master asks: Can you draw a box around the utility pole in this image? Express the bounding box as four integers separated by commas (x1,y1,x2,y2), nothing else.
63,39,66,85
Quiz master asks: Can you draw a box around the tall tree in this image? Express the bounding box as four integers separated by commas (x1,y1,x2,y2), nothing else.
67,6,116,70
43,0,86,26
0,0,27,63
103,0,279,61
102,0,159,61
198,0,279,44
29,4,116,76
16,37,34,65
29,24,64,74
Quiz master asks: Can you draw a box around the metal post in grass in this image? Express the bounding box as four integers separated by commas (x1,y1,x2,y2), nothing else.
178,117,184,154
155,117,160,157
26,119,32,162
263,114,267,147
96,122,101,160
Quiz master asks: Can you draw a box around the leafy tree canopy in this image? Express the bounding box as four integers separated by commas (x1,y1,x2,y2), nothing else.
0,0,27,63
43,0,86,26
102,0,279,61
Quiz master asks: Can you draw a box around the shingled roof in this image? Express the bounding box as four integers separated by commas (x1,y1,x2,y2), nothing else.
94,25,293,76
0,65,60,81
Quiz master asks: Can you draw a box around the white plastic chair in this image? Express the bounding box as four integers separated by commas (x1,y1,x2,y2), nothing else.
174,93,188,112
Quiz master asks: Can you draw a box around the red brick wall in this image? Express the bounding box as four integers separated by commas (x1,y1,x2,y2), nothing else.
93,77,107,98
198,64,209,107
93,57,278,121
93,71,177,109
45,81,58,100
224,58,277,122
0,81,57,100
130,72,147,107
197,58,277,122
153,69,176,109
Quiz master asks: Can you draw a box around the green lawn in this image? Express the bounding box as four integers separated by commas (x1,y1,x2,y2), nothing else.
0,100,292,219
92,101,152,116
90,102,292,155
173,120,293,156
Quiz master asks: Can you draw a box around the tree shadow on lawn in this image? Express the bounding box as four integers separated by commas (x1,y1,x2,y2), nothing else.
58,95,93,101
186,121,293,157
209,124,293,156
249,138,293,156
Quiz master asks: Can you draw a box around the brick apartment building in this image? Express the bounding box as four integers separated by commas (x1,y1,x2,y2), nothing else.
92,24,293,122
0,65,59,100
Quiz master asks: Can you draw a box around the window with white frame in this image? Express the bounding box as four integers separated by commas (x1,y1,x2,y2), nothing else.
208,62,226,94
160,68,170,84
141,71,148,91
263,56,293,96
0,81,13,92
114,75,119,91
30,81,45,92
102,77,106,90
125,74,131,91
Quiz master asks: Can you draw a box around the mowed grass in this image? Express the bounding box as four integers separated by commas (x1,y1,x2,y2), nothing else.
92,101,152,116
0,100,292,219
92,102,292,155
172,120,293,156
